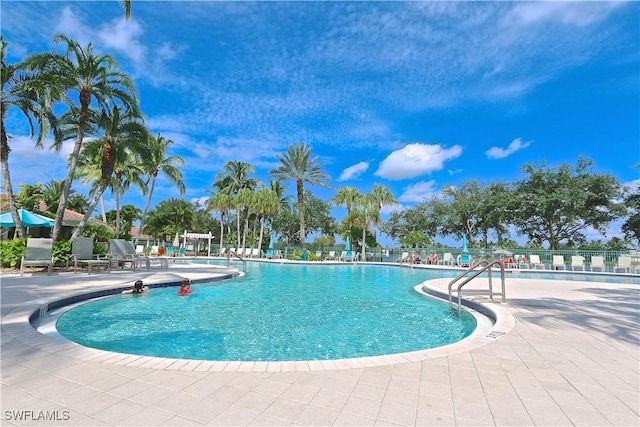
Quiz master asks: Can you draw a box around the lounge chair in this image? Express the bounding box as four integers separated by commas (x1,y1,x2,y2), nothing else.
178,247,186,257
552,255,566,270
590,256,605,272
515,255,529,269
149,245,160,256
395,252,410,263
20,238,54,276
108,239,142,270
458,254,471,267
529,254,545,269
571,256,585,271
69,237,110,274
439,253,454,266
135,244,145,255
166,246,175,257
274,249,283,259
315,250,322,259
614,255,632,273
324,250,336,260
251,248,260,258
219,247,227,256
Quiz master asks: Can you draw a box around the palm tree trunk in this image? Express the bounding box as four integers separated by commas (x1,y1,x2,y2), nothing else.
100,195,107,223
297,179,305,249
115,180,121,237
362,226,367,261
0,122,25,238
136,174,157,244
53,92,90,240
236,210,241,248
219,211,225,254
242,210,250,252
258,215,265,257
72,184,108,238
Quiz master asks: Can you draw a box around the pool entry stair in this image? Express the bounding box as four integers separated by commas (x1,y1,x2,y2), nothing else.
449,259,506,315
226,250,247,272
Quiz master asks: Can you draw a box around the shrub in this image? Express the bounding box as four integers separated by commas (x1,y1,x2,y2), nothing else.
0,239,26,268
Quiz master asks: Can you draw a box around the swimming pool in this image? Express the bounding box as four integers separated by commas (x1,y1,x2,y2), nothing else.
56,263,477,361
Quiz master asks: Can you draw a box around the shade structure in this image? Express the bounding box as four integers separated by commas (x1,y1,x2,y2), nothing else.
0,209,54,228
493,249,513,257
268,236,274,250
345,236,351,251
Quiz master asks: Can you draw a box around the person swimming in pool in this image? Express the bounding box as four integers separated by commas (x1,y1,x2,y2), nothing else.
122,280,149,295
177,278,192,295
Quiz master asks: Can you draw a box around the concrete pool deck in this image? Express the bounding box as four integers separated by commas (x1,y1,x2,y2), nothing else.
1,261,639,426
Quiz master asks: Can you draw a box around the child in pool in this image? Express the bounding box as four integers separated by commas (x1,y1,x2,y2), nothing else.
177,278,192,295
122,280,148,294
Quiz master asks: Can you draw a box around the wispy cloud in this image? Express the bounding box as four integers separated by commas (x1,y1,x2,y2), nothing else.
338,162,369,182
398,180,439,203
486,138,532,160
375,144,462,180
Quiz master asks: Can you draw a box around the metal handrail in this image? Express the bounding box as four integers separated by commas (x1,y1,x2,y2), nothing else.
226,251,247,273
448,259,506,315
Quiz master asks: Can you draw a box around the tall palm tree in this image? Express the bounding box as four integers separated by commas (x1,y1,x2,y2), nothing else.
332,186,361,232
362,184,397,260
136,132,185,244
254,186,281,255
1,40,61,237
215,161,257,247
120,0,132,20
269,142,331,249
25,34,138,240
72,105,147,237
207,190,233,253
236,187,256,251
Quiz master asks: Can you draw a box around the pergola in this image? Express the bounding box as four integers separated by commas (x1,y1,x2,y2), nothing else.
182,231,213,256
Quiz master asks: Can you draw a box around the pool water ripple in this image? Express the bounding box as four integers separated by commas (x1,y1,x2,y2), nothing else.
57,263,476,361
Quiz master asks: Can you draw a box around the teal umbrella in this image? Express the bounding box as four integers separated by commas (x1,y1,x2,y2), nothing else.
268,236,274,250
0,209,54,228
462,235,468,254
345,236,351,251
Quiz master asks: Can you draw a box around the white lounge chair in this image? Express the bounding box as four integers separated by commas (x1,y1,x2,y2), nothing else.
396,252,410,263
529,254,545,269
571,256,585,271
325,250,336,260
614,255,632,273
20,238,54,276
439,253,454,266
315,250,322,259
219,247,227,256
552,255,566,270
274,249,283,259
69,237,110,274
590,256,605,272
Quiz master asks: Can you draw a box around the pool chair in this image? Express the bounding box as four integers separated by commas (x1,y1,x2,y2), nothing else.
166,246,174,257
529,254,545,269
219,247,227,256
325,250,336,260
108,239,144,270
274,249,283,259
395,252,410,263
20,238,54,276
315,250,322,259
178,247,186,257
135,244,145,255
250,248,260,258
149,245,160,256
439,253,454,266
69,237,110,274
614,255,632,273
552,255,566,270
571,256,585,271
590,256,605,272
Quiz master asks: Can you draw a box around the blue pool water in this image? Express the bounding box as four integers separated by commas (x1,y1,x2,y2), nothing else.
56,263,477,361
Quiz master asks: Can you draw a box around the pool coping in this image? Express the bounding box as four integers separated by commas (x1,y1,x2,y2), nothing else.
2,264,514,373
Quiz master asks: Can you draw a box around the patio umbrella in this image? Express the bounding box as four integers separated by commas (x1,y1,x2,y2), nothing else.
345,236,351,251
173,232,180,248
462,235,468,254
0,209,54,228
268,236,274,250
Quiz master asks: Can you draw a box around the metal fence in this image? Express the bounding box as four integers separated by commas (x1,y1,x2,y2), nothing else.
202,243,639,271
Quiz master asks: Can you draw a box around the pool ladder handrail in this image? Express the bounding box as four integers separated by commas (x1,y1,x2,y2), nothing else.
448,259,506,315
226,250,247,273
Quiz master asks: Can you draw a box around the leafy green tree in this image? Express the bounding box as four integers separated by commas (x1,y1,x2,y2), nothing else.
361,184,397,259
381,201,439,245
207,190,233,252
143,198,195,243
621,174,639,246
270,142,332,248
253,186,280,255
15,183,44,212
215,160,256,247
512,157,625,249
26,34,138,240
271,190,336,245
1,40,61,237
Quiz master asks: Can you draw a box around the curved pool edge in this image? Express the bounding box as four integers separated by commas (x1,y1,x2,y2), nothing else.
3,267,507,373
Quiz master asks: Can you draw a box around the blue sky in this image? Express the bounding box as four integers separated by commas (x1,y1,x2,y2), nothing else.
3,1,639,245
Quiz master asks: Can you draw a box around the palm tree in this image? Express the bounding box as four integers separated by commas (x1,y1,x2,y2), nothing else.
1,40,61,237
269,142,331,249
72,105,147,237
25,34,138,240
236,187,256,251
254,186,281,256
215,161,257,247
207,190,233,254
120,0,132,20
361,184,397,260
136,132,185,244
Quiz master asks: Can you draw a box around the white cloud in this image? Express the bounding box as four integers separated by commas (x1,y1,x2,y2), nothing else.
54,6,92,46
375,143,462,180
486,138,531,160
98,18,145,64
504,2,624,28
338,162,369,181
398,180,439,203
448,168,462,175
